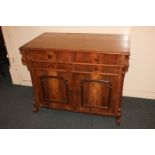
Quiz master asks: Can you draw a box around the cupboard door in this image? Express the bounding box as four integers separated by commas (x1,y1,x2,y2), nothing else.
34,69,71,109
73,73,118,114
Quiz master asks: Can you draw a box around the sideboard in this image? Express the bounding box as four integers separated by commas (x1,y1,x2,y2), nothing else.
20,33,130,125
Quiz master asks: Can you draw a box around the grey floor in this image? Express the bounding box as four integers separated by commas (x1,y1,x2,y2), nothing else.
0,64,155,129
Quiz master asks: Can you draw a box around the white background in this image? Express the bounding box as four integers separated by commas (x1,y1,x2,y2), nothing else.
0,0,155,155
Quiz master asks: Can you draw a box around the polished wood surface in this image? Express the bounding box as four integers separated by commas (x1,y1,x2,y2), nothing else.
20,33,130,125
20,33,129,54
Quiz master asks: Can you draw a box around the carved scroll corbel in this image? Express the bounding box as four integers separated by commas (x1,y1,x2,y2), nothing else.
123,56,130,72
20,50,31,71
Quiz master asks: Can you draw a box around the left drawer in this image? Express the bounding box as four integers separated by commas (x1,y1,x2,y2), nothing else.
30,62,72,71
27,51,73,62
27,51,56,61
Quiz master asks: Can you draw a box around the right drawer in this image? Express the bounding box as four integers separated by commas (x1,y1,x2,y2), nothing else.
74,64,121,74
74,52,100,64
74,52,123,65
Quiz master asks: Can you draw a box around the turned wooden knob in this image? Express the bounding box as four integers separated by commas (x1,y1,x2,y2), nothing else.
94,67,98,71
48,64,54,68
48,55,53,59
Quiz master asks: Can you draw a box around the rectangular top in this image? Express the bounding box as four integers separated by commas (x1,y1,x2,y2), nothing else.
20,33,130,55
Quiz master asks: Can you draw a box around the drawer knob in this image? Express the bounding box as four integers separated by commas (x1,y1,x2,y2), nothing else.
48,55,53,59
94,67,98,71
48,64,54,68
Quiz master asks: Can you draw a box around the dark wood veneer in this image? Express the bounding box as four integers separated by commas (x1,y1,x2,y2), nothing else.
20,32,130,125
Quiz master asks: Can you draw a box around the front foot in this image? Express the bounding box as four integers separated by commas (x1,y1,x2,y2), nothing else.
115,109,121,125
33,105,40,113
115,116,121,126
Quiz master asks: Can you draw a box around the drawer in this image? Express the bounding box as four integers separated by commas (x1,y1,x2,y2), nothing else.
28,51,73,62
74,65,104,72
31,62,72,70
74,64,121,74
74,52,123,65
28,51,56,61
74,52,100,64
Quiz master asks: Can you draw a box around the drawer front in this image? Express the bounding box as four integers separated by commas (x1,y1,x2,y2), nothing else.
74,52,100,64
74,52,123,65
27,51,73,62
31,62,72,71
74,64,121,74
27,51,56,61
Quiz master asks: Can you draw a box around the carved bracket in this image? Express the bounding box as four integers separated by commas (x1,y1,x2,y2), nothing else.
123,56,130,72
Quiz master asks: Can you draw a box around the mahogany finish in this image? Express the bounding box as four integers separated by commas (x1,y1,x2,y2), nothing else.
20,33,130,125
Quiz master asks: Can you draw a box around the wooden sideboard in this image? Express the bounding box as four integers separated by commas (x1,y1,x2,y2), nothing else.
20,33,130,125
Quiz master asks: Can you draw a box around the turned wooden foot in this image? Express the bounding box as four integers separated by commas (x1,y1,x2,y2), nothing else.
33,94,40,113
115,109,121,125
115,116,121,125
33,104,40,113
